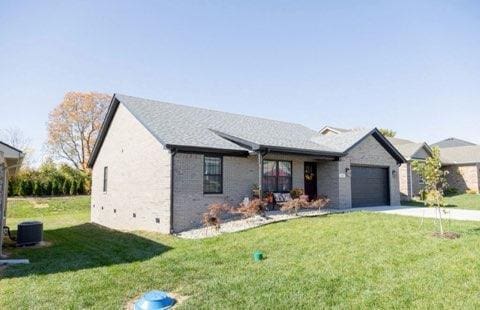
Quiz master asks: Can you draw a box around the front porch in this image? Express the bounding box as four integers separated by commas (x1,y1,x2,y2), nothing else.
255,151,350,209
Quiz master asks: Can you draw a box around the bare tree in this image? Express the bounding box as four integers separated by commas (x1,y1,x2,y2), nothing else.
47,92,111,171
0,127,34,167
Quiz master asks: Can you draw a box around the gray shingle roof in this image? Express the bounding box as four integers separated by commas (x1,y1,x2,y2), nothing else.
88,94,407,167
387,137,415,146
431,137,476,149
440,145,480,165
386,137,431,160
311,128,373,152
319,126,351,134
117,94,341,154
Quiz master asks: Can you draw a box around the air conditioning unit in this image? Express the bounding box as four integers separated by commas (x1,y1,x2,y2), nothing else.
17,221,43,246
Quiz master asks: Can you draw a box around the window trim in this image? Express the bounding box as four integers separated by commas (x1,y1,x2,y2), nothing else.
103,166,108,193
262,160,293,193
203,155,223,194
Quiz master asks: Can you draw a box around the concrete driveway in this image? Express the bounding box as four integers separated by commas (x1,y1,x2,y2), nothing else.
353,205,480,222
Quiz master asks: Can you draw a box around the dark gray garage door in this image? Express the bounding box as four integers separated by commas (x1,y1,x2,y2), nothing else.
351,166,390,207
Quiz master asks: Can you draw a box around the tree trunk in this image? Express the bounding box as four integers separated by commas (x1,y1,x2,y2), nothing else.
437,206,444,235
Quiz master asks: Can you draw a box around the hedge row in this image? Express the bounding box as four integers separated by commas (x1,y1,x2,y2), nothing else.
8,161,90,197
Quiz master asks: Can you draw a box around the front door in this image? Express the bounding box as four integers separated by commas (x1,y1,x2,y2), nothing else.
304,162,317,200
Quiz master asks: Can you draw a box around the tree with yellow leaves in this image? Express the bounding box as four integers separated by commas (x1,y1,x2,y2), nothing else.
47,92,111,171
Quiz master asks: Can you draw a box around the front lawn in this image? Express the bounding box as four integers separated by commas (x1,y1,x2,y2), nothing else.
2,197,480,308
403,193,480,210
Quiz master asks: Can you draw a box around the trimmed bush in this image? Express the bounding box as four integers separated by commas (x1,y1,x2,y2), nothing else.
8,161,90,197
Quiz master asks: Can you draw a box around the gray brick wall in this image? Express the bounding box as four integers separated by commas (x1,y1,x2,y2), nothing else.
345,135,401,206
172,134,402,231
317,160,340,208
172,153,323,232
91,104,172,233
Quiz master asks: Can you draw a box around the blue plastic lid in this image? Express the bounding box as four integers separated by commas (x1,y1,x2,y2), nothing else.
134,290,175,310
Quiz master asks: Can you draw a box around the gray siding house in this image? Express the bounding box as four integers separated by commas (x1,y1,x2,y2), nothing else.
88,94,405,233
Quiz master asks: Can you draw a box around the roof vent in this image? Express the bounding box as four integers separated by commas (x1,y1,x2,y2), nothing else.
134,290,175,310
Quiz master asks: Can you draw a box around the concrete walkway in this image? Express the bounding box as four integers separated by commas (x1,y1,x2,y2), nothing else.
354,205,480,222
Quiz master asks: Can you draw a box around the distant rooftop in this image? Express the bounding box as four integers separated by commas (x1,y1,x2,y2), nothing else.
440,145,480,165
387,137,431,160
431,137,476,149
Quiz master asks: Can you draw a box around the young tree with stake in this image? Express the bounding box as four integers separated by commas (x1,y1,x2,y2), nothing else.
412,147,448,235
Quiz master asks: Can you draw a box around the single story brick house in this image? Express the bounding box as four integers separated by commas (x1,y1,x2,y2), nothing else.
387,137,432,201
432,138,480,193
88,94,406,233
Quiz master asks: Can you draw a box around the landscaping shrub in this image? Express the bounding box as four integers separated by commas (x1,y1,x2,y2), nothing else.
8,161,90,197
235,199,267,218
290,188,304,199
280,198,309,215
202,203,232,230
305,196,331,212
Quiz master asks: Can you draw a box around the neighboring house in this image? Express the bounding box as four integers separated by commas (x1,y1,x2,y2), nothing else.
431,138,480,193
0,141,24,256
88,94,405,233
386,137,432,201
431,137,476,149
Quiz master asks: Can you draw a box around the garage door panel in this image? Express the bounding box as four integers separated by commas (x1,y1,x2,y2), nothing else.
351,166,390,207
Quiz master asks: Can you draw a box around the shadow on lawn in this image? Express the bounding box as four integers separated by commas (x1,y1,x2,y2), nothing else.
401,200,458,208
2,223,171,279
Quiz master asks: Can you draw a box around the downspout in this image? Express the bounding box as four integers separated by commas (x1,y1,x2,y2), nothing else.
257,149,269,199
169,149,177,234
409,163,413,200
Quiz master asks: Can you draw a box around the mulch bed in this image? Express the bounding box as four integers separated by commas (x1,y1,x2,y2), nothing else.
432,231,461,239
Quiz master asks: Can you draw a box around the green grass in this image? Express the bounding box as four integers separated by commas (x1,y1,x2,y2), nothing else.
403,193,480,210
3,197,480,309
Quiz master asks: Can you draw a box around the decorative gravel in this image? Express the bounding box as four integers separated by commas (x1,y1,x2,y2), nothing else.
176,209,337,239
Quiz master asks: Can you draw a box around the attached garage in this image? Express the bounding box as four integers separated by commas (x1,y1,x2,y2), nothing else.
351,166,390,207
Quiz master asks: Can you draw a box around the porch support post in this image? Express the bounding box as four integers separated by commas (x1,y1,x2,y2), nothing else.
258,152,263,200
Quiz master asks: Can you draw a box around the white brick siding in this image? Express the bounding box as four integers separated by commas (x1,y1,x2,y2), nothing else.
91,104,171,233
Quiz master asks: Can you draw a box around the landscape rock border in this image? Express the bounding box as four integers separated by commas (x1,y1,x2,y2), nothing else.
176,209,336,239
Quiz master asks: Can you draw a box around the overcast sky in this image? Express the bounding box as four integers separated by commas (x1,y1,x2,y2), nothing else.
1,1,479,165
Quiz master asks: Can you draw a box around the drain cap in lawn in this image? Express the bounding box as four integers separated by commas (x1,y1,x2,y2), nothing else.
134,290,175,310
